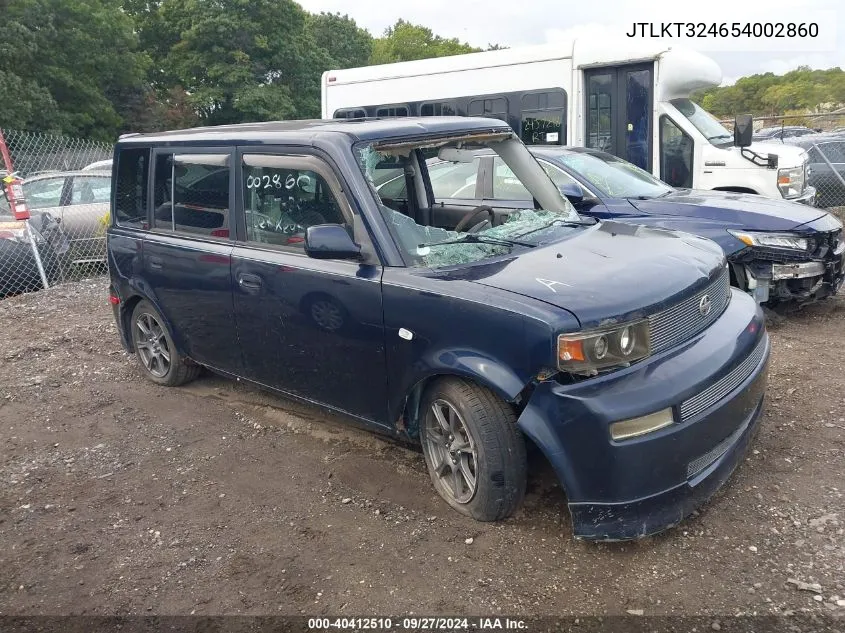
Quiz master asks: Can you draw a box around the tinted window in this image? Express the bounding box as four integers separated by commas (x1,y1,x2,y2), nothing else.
521,112,564,145
71,176,111,204
468,97,508,121
115,148,149,228
24,177,65,209
334,108,366,119
375,105,409,117
660,116,693,188
428,160,480,199
153,153,230,237
243,156,348,248
421,102,456,116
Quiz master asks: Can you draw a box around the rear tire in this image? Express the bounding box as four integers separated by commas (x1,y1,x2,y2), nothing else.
419,378,526,521
130,300,200,387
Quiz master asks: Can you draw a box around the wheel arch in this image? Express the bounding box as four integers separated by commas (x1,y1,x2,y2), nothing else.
398,366,532,440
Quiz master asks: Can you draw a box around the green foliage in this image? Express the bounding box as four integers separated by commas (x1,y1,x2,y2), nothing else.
0,0,148,141
370,19,481,65
306,12,372,70
694,66,845,118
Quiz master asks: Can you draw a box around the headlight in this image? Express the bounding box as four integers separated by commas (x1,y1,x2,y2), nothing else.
777,166,804,198
558,320,650,376
728,229,809,251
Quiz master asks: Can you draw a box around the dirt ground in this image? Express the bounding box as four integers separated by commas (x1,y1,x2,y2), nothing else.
0,278,843,619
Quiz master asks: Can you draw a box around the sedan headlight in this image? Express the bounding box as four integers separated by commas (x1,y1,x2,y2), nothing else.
777,166,804,198
558,320,650,376
728,229,809,251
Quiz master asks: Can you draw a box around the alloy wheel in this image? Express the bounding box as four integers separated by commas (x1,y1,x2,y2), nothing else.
425,399,478,504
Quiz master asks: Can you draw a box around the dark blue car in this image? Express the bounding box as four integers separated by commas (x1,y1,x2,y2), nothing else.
385,146,843,305
107,118,769,540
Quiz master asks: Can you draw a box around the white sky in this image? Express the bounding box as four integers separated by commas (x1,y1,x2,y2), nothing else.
298,0,844,85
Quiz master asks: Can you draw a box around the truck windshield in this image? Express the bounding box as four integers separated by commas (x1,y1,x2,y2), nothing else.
670,98,733,145
356,133,586,268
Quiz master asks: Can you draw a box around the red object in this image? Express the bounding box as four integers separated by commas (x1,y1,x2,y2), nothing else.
285,235,305,244
0,130,29,220
108,294,120,305
210,228,229,237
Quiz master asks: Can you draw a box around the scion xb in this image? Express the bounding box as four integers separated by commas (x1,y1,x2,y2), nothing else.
107,118,770,540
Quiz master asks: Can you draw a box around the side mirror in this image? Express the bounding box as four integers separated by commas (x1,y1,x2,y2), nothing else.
734,114,753,148
304,224,362,260
558,182,583,204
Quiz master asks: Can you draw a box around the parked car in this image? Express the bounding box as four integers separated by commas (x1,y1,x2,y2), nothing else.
752,125,819,142
108,117,770,541
379,147,843,305
784,133,845,209
0,211,66,297
21,171,111,264
82,159,113,172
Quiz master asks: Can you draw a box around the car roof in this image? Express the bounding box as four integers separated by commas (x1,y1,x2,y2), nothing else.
24,170,110,181
117,117,512,146
783,132,845,147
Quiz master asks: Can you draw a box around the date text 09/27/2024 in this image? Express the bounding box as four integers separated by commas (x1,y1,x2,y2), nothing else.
307,617,527,630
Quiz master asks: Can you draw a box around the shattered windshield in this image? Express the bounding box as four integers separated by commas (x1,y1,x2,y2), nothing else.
356,133,585,268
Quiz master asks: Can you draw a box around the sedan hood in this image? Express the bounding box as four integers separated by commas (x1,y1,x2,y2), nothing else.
628,189,828,232
464,221,725,327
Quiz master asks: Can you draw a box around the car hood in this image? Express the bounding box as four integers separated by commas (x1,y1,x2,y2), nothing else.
461,221,725,328
627,189,828,232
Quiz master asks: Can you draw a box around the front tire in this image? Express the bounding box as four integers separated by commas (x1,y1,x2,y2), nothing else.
130,300,200,387
420,378,526,521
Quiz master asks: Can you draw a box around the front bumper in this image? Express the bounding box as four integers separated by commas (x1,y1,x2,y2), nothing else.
785,185,816,206
739,239,845,304
517,290,769,540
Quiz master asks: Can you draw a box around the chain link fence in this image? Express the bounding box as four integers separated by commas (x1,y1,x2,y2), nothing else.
719,112,845,218
0,128,113,299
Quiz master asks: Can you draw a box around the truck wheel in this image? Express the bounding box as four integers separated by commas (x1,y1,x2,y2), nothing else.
131,300,200,387
420,378,526,521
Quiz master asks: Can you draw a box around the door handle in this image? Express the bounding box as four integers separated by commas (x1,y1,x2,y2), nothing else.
149,256,163,269
237,273,262,292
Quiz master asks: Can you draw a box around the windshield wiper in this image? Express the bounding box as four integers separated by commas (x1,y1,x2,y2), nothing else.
419,234,536,249
706,134,733,142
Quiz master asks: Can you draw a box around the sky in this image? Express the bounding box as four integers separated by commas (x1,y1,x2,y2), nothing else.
298,0,844,85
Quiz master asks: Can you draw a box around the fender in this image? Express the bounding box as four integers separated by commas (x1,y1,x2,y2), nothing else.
390,347,532,436
515,389,580,501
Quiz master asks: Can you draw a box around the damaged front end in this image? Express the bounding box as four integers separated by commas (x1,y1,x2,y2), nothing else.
729,225,845,305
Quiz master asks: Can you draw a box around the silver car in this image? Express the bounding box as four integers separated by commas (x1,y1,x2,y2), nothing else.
21,171,111,263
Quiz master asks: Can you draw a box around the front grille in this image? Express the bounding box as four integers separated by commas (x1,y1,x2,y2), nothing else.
648,267,730,354
680,336,767,422
686,415,751,479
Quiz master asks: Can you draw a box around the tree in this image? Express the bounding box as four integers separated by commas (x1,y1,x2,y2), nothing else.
0,0,148,140
158,0,333,124
694,66,845,117
370,20,480,65
306,12,372,70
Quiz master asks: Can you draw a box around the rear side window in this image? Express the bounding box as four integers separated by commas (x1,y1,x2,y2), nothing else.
71,176,111,204
115,148,149,228
153,153,231,238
